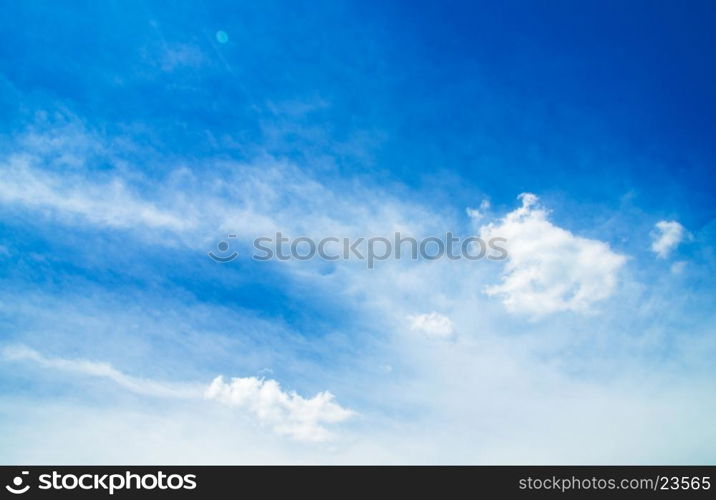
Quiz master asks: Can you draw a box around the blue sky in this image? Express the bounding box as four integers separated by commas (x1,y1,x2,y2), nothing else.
0,0,715,463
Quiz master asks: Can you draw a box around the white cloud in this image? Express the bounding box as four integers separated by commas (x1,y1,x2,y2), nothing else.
651,220,686,258
205,376,354,442
2,345,200,399
407,312,455,339
3,345,353,442
0,123,442,253
466,199,490,220
0,156,194,232
479,193,627,316
3,120,714,463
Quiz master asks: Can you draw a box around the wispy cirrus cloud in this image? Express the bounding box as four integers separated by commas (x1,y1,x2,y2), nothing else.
2,345,201,399
0,155,194,232
407,312,455,339
2,118,714,463
2,345,354,442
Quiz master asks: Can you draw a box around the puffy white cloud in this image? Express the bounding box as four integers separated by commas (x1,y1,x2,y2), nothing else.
3,345,353,442
651,220,686,258
4,120,712,463
407,312,455,339
479,193,626,316
205,376,354,442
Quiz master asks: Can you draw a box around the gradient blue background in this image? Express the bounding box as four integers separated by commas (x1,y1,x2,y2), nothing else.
0,0,714,463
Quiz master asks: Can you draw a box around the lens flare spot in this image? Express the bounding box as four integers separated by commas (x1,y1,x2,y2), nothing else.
215,30,229,44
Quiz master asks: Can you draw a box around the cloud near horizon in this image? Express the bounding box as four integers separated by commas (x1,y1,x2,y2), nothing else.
2,345,354,442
